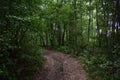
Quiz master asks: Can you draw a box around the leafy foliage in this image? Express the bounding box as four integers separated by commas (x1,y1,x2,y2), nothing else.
0,0,120,80
0,0,43,80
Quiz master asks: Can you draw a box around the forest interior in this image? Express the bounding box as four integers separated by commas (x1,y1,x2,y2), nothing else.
0,0,120,80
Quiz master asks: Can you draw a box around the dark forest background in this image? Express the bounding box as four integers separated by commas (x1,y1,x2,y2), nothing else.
0,0,120,80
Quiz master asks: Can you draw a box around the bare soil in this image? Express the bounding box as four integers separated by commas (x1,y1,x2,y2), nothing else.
34,49,90,80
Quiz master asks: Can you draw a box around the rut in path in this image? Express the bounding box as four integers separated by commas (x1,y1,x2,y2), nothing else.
34,49,90,80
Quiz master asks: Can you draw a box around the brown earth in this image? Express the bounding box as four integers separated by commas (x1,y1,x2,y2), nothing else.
34,49,90,80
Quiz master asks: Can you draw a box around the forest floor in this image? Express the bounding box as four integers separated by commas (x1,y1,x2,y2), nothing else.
34,49,90,80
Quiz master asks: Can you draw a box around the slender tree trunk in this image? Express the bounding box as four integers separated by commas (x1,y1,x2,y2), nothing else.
116,0,120,31
88,0,92,42
96,1,100,46
73,0,78,53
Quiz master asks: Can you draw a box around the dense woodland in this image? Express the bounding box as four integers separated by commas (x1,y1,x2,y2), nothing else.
0,0,120,80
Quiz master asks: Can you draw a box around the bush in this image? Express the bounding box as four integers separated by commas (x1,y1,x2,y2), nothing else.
0,31,43,80
79,49,110,80
57,46,69,53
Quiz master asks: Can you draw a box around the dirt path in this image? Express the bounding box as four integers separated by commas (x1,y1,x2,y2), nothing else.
34,49,90,80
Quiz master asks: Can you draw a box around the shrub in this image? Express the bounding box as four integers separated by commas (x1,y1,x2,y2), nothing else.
0,31,43,80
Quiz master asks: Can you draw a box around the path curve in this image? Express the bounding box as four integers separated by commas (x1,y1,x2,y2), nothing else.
34,49,90,80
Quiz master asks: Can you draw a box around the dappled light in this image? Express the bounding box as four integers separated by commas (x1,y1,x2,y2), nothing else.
0,0,120,80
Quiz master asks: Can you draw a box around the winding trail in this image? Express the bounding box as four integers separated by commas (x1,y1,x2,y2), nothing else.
34,49,90,80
